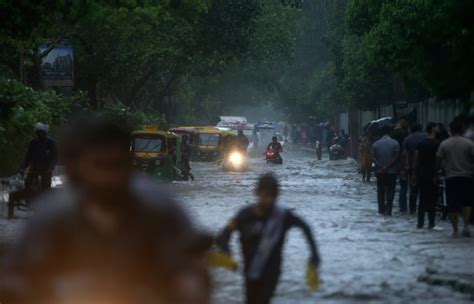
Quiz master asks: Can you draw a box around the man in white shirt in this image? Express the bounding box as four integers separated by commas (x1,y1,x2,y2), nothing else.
437,116,474,237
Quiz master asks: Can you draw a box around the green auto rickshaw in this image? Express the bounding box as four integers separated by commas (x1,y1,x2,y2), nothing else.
131,125,183,181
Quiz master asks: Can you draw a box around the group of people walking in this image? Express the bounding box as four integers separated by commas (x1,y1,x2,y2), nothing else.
368,115,474,237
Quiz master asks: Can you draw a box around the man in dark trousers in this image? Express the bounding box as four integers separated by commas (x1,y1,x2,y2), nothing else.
437,116,474,237
21,123,58,194
217,173,320,304
412,122,439,229
1,116,211,304
402,123,427,214
372,125,400,216
392,117,409,213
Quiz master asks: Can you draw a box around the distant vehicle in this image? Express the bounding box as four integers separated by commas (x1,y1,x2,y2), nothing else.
194,127,235,161
329,138,346,160
169,126,198,145
221,150,249,172
131,125,185,181
216,116,248,131
265,148,283,165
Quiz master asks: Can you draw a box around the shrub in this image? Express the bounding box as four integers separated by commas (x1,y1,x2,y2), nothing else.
0,78,86,176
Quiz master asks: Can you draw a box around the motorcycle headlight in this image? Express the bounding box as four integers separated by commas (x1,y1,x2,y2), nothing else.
229,152,243,167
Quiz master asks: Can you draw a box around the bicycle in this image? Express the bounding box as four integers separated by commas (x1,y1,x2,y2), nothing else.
3,171,48,219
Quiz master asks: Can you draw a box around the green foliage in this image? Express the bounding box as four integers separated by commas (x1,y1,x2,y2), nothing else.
352,0,474,101
0,78,86,175
310,62,345,118
98,102,165,130
0,0,278,120
340,34,393,110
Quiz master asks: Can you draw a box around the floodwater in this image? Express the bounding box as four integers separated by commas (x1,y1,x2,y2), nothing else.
172,147,473,304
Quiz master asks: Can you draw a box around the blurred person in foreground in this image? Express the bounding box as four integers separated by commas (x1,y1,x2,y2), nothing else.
216,173,320,304
437,116,474,237
372,125,400,216
0,116,211,304
21,122,58,195
412,122,439,229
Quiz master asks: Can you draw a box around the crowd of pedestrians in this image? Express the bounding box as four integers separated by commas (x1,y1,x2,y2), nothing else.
368,115,474,237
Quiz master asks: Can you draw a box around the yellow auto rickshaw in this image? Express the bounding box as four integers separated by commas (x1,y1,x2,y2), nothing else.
193,127,235,161
131,125,183,180
169,126,199,148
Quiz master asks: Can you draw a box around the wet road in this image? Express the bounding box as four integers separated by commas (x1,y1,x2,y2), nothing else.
172,147,473,304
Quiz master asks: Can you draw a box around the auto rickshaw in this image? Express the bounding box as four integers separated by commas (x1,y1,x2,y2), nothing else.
193,127,235,161
131,125,183,181
169,126,199,142
169,126,199,151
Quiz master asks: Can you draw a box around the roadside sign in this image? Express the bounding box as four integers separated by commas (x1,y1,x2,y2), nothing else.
38,41,74,87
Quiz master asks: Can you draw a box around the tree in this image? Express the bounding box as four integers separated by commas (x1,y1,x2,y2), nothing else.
351,0,474,102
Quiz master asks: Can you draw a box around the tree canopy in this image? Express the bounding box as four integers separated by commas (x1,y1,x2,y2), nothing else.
1,0,472,126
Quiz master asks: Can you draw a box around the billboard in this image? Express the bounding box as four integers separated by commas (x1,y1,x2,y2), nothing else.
39,41,74,87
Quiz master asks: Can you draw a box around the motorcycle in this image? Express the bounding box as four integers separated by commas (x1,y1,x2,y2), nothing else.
265,148,283,165
2,172,45,219
221,150,249,172
329,138,346,160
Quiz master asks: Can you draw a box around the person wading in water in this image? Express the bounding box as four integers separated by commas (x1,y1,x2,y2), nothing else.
216,173,320,304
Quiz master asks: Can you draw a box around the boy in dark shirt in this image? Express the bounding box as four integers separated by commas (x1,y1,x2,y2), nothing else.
217,173,320,304
413,122,440,228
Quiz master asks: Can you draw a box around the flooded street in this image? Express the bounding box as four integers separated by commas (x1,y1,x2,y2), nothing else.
172,147,473,304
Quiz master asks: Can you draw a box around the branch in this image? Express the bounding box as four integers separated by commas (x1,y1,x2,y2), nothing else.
143,74,178,109
38,32,66,59
126,68,155,106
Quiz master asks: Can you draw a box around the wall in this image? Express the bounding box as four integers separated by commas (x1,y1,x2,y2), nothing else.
338,99,471,159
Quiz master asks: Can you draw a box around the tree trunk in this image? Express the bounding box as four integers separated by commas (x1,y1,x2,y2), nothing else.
126,69,155,107
19,51,24,83
88,79,98,109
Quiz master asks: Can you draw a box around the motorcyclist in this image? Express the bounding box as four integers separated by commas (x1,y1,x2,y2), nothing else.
1,116,211,304
329,137,346,160
266,136,283,153
222,130,249,160
21,123,58,195
236,129,250,152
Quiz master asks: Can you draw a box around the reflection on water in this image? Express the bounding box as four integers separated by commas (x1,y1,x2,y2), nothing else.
172,147,472,304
